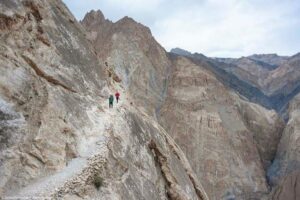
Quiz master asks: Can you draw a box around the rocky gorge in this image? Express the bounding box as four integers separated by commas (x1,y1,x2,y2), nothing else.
0,0,300,200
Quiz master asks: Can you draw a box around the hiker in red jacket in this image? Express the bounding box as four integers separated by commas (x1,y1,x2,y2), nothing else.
115,92,120,103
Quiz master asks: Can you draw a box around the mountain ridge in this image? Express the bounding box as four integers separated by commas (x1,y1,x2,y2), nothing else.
171,47,300,117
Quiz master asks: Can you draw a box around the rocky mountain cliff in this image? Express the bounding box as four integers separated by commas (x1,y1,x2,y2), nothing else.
1,1,300,200
0,1,208,199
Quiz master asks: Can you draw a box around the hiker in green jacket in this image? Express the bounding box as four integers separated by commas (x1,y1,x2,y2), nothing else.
109,95,114,108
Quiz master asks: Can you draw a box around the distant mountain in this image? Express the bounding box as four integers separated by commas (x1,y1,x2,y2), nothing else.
248,53,289,67
171,48,300,116
170,48,192,57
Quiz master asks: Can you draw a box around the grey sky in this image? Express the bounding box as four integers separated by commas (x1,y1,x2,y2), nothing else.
63,0,300,57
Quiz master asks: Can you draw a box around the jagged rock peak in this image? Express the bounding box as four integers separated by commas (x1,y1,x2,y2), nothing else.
85,9,104,20
82,10,152,36
115,15,152,34
118,16,135,23
81,9,108,26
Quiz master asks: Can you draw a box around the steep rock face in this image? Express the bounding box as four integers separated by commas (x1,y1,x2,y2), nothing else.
237,100,284,169
0,0,106,194
0,1,209,199
81,11,171,118
268,93,300,186
159,56,283,199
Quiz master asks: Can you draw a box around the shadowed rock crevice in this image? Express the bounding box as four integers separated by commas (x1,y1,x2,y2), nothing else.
149,139,189,200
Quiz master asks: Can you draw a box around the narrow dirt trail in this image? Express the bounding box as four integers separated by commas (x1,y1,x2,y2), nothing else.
11,87,128,199
14,158,88,198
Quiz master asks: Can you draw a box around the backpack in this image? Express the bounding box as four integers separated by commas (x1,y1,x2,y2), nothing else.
109,95,114,102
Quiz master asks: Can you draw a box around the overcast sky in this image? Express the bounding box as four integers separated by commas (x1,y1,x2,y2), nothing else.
63,0,300,58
